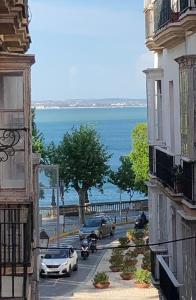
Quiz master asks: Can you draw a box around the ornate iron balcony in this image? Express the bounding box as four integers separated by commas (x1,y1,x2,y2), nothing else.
0,128,28,162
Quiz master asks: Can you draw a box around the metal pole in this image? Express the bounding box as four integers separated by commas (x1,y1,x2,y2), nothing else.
120,190,122,222
56,166,60,248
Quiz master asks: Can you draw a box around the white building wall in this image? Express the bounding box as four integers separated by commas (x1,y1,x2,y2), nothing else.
145,2,196,298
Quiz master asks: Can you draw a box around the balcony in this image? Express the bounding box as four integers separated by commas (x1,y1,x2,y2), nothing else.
149,145,155,175
149,146,196,204
155,148,175,190
0,0,30,53
150,248,168,284
182,160,195,205
145,0,196,50
157,255,181,300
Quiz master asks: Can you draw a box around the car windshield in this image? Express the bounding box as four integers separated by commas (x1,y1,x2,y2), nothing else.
84,219,101,227
44,249,69,259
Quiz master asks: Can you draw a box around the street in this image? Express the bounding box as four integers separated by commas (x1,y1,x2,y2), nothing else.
39,223,132,300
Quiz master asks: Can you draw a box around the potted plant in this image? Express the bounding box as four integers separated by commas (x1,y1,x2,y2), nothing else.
109,248,124,272
172,164,183,193
93,272,110,289
120,264,136,280
134,269,151,288
141,250,151,272
118,236,130,247
126,249,138,258
126,229,135,241
120,253,137,280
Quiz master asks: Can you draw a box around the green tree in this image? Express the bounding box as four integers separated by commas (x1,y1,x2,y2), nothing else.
130,123,149,195
51,125,111,224
109,156,135,200
32,108,47,163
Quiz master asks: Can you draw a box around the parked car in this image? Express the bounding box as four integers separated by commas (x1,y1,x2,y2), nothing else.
40,246,78,277
79,215,115,240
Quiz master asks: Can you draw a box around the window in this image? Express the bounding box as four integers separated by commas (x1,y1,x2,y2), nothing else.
169,81,175,152
180,68,189,156
0,73,25,189
155,80,163,141
0,73,23,110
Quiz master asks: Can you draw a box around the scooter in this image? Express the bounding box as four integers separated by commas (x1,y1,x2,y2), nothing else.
81,238,89,260
134,217,148,230
88,238,97,253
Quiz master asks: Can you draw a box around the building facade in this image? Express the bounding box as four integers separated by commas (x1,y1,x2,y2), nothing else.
144,1,196,299
0,1,38,299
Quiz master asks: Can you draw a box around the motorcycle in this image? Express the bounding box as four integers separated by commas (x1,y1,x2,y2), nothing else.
134,217,148,230
80,238,89,260
88,237,97,253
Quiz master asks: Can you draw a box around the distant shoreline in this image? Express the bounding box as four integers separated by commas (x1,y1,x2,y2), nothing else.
32,105,147,110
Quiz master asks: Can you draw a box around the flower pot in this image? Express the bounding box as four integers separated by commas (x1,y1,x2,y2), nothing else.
120,273,133,280
93,282,110,289
109,266,121,272
135,282,150,288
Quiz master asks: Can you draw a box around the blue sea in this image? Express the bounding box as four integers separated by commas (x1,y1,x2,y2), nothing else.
36,107,147,206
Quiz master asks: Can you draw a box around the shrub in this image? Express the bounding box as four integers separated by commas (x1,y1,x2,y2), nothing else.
122,263,136,274
141,250,151,272
93,272,109,284
132,230,145,242
119,236,130,247
134,269,151,284
124,251,137,266
109,249,124,269
126,229,135,241
125,249,138,258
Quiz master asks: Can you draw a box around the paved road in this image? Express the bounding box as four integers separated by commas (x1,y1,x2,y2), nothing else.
39,223,133,300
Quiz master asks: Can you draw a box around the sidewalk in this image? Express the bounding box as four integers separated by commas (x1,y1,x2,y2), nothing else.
66,245,159,300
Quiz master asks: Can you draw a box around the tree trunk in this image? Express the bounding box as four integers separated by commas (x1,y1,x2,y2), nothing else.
78,189,87,224
85,190,89,204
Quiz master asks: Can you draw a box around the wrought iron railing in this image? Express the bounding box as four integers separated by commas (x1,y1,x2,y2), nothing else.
179,0,196,13
154,0,196,32
156,149,175,190
183,161,195,204
158,256,180,300
154,0,171,32
149,145,155,175
0,128,27,162
0,205,33,299
151,250,157,281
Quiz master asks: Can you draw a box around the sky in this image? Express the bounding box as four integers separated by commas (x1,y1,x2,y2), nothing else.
28,0,153,102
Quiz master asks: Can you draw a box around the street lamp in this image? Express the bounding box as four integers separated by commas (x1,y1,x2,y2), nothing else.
39,230,49,249
60,180,65,205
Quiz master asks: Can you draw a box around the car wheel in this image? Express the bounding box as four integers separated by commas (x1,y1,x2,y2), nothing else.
99,232,103,240
67,265,72,277
73,260,78,271
110,229,114,236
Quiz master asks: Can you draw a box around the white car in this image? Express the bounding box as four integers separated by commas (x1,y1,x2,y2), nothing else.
40,246,78,277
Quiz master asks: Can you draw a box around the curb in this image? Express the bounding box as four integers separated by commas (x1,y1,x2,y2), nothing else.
115,221,134,226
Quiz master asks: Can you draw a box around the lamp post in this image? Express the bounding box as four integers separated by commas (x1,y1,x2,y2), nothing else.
60,180,65,206
39,230,49,249
118,189,122,222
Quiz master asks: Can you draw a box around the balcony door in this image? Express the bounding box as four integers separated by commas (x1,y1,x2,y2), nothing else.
155,80,163,141
169,81,175,152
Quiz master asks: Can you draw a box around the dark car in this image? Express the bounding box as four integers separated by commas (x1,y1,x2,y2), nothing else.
79,216,115,240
